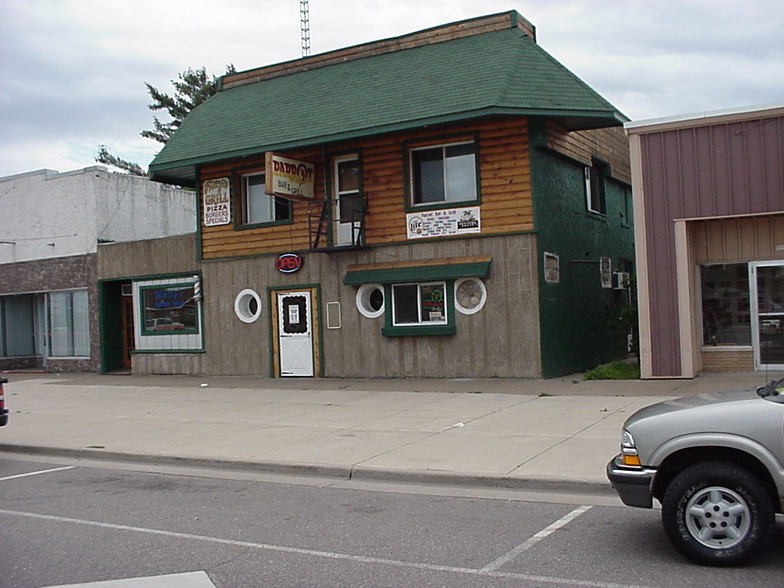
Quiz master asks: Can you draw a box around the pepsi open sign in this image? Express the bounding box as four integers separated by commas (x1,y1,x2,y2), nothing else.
275,253,303,273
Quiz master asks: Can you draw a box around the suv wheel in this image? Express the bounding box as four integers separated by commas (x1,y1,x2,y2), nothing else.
661,461,774,566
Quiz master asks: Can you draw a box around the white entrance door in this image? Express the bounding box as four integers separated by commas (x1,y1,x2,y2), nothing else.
333,155,361,246
750,262,784,370
277,291,314,377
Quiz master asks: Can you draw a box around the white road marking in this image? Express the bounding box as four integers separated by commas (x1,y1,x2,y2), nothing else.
0,507,646,588
46,570,215,587
481,504,594,572
0,466,74,482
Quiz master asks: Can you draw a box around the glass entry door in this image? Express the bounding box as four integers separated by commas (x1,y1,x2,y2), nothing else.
332,156,362,247
750,262,784,369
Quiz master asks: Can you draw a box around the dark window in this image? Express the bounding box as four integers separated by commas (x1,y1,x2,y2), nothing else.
0,295,36,357
701,264,750,346
585,160,608,215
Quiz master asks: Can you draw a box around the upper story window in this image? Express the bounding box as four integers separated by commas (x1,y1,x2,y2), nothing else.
585,160,609,215
409,141,478,207
332,155,363,246
243,173,291,225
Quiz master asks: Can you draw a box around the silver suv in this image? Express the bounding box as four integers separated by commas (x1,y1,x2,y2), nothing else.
607,378,784,566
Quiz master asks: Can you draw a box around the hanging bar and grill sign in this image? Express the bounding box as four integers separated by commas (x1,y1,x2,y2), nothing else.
265,153,315,200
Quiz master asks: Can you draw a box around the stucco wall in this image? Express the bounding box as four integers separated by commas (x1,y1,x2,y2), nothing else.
0,166,196,264
97,233,198,280
191,234,540,378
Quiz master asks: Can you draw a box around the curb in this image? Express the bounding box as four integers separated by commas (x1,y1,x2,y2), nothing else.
0,444,614,496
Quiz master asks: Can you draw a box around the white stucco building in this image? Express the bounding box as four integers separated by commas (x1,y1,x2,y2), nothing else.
0,166,196,372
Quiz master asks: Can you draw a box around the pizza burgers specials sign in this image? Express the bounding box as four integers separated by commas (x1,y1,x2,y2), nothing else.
202,177,231,227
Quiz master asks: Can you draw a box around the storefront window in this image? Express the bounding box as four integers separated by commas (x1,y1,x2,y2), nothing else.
392,282,447,326
701,264,751,346
0,295,36,357
49,290,89,357
141,283,199,335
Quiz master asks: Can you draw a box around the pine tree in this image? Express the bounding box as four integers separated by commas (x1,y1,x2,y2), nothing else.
97,64,236,175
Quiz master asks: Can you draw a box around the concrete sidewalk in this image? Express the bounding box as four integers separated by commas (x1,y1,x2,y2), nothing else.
0,371,779,493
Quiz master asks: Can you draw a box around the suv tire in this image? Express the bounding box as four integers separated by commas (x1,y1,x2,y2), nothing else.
661,461,774,566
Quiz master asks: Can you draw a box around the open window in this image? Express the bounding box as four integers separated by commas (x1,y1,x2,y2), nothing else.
585,159,609,215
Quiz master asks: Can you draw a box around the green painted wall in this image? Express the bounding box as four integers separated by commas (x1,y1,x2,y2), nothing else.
531,131,634,378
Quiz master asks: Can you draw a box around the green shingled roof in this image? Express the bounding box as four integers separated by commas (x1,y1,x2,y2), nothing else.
150,14,626,186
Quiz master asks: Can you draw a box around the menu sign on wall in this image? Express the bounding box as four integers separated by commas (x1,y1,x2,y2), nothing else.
406,206,481,240
202,177,231,227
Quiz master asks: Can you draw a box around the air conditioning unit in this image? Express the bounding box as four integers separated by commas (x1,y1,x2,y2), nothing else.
613,272,630,290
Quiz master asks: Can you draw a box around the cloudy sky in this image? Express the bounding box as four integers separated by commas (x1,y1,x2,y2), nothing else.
1,0,782,177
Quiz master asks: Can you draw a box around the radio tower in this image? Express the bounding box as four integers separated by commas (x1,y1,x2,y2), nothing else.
300,0,311,57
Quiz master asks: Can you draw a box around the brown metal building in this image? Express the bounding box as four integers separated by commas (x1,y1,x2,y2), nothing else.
627,103,784,378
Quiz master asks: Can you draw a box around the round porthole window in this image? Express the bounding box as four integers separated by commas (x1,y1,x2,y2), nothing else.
454,278,487,315
234,289,262,323
356,283,385,318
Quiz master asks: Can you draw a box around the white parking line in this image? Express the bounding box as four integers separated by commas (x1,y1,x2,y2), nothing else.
481,505,594,572
46,571,216,587
0,466,74,482
0,508,646,588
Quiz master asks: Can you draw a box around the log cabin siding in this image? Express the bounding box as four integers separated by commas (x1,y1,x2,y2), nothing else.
546,121,631,185
197,117,533,259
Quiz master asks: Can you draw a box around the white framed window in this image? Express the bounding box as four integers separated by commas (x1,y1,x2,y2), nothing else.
243,173,290,225
410,141,478,206
454,278,487,315
333,155,363,246
585,161,608,215
234,289,262,323
392,282,447,326
356,284,385,318
133,276,203,352
48,289,89,357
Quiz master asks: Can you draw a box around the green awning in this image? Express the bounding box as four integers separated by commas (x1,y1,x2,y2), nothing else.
343,256,491,285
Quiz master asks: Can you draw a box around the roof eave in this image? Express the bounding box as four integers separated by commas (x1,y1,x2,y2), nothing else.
149,106,625,186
